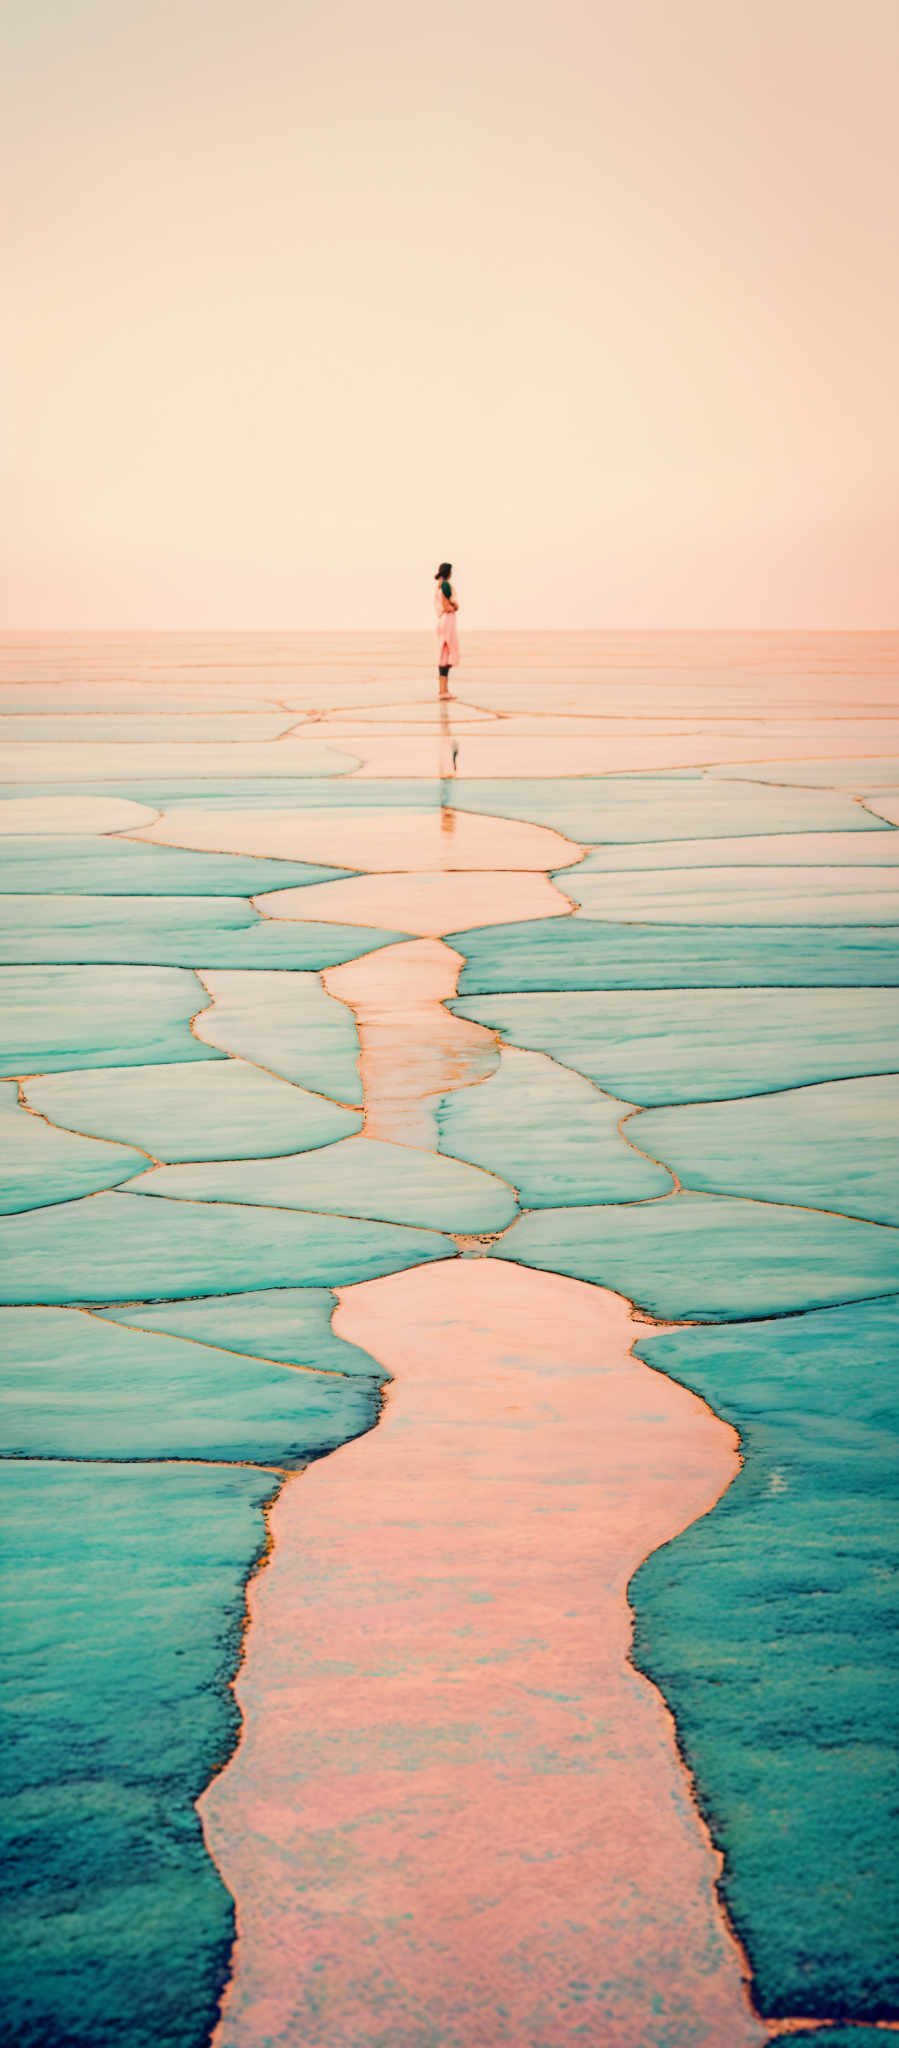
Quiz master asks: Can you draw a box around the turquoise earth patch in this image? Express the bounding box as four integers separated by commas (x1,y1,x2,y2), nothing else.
630,1299,899,2019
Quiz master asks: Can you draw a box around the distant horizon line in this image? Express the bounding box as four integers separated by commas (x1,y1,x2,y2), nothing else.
1,625,896,638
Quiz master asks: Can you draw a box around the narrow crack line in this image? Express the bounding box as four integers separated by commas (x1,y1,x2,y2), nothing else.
627,1176,899,1234
703,764,894,795
553,907,899,933
573,817,895,845
0,1452,289,1472
632,1287,899,1332
188,968,223,1057
2,885,355,902
616,1106,682,1195
100,808,165,835
615,1083,899,1230
197,1468,291,2036
619,1320,763,2029
253,856,581,878
70,1303,372,1381
438,1022,899,1230
191,968,363,1110
603,1067,899,1112
450,1007,899,1112
0,708,299,721
619,1096,899,1231
573,859,899,879
111,1184,463,1235
499,1260,899,1326
248,891,363,923
456,981,899,994
273,718,314,740
320,749,891,780
406,708,899,726
287,694,441,720
858,795,899,826
15,1079,163,1168
127,1128,522,1204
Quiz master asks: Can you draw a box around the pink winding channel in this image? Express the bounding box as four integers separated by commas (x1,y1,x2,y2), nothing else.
200,1258,765,2048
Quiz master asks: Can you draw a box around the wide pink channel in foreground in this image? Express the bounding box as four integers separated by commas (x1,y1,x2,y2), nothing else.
201,1259,766,2048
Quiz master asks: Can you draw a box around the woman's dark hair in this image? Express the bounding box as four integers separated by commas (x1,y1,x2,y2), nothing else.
435,561,452,580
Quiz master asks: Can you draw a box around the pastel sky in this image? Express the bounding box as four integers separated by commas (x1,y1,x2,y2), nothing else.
3,0,897,628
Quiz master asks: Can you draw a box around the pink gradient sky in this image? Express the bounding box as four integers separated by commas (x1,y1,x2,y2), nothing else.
3,0,897,628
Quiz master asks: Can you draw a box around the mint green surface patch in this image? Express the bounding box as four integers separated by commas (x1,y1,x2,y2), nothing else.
26,1059,360,1162
96,1286,382,1377
0,834,351,894
452,989,899,1104
0,1459,272,2048
635,1075,899,1226
0,1192,455,1303
0,966,223,1075
564,862,899,924
630,1300,899,2018
450,776,885,841
0,1082,144,1212
576,830,899,869
493,1193,899,1320
437,1045,671,1206
3,776,437,809
0,894,406,968
451,919,899,991
196,968,363,1100
1,713,294,742
0,1307,378,1465
132,1134,518,1233
0,742,357,779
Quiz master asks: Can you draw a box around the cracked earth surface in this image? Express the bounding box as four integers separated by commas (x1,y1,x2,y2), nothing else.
1,629,898,2048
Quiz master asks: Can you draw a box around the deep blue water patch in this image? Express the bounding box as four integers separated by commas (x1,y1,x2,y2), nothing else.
630,1299,899,2020
763,2033,895,2046
451,919,899,991
0,1459,275,2048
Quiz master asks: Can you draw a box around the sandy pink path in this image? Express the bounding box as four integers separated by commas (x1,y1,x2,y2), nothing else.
256,867,571,936
130,806,580,870
201,1259,764,2048
324,940,498,1146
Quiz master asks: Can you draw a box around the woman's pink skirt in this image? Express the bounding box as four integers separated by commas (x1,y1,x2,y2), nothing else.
437,612,460,666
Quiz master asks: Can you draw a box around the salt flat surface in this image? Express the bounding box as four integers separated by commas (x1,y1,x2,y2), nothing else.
2,630,897,2048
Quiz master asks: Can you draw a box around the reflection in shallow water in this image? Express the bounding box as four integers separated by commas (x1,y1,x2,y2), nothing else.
439,684,457,839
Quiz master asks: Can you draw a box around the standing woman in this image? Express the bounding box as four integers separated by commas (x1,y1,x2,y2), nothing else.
434,561,459,691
